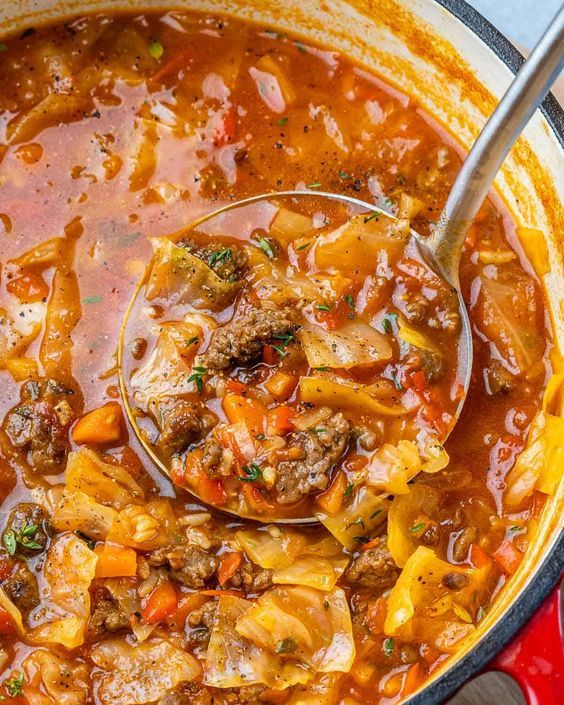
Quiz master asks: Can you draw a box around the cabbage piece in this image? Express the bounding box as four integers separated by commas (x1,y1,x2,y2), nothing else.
269,206,314,247
104,578,155,642
255,272,351,308
51,490,117,541
287,674,343,705
366,440,449,495
317,487,389,549
236,586,355,673
385,547,487,646
23,649,89,705
66,449,144,510
410,617,476,654
314,214,409,274
204,595,311,689
145,238,241,309
236,528,307,570
397,316,439,353
298,321,391,369
106,498,180,550
0,307,41,367
29,533,97,649
299,377,408,418
272,556,349,591
91,637,201,705
130,321,204,401
8,93,87,144
505,373,564,507
474,265,543,376
387,484,441,567
0,588,24,634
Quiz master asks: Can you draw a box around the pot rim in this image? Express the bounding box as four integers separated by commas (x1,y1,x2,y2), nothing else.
406,7,563,703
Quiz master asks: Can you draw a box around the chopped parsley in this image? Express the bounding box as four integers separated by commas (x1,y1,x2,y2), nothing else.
75,530,95,550
208,248,232,267
343,483,354,500
313,366,329,372
277,116,288,127
276,636,298,654
409,522,426,533
382,313,398,334
306,182,322,189
3,524,42,555
338,170,352,180
345,294,355,310
364,212,379,223
316,303,332,312
295,241,311,251
149,39,164,59
240,462,263,482
295,41,307,53
346,517,365,530
271,330,294,358
383,637,395,657
82,294,102,304
369,509,383,520
187,336,199,346
312,427,327,434
255,237,275,259
255,433,266,441
508,525,524,536
4,672,24,697
188,366,207,393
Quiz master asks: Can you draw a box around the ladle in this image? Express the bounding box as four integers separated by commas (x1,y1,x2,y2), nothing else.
118,6,563,523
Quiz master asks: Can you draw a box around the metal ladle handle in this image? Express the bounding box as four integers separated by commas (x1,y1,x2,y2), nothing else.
423,4,564,287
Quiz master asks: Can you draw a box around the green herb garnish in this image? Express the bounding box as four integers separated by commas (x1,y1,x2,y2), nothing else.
382,313,398,334
391,371,403,391
338,170,352,180
409,522,426,533
187,336,199,346
369,509,383,520
346,517,365,530
364,212,379,223
188,366,207,393
240,462,263,483
75,530,96,550
3,524,42,555
276,636,298,654
316,303,332,312
4,672,24,697
256,237,275,259
313,366,329,372
277,116,288,127
295,242,311,251
82,294,102,305
383,637,395,657
307,182,322,189
208,248,232,267
345,294,355,310
149,39,164,59
343,483,354,500
295,41,307,53
2,530,16,556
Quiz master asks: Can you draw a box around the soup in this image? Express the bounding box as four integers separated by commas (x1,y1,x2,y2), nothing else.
0,11,560,705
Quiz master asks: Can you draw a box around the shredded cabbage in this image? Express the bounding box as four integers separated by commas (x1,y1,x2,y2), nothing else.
272,556,349,592
29,533,97,649
145,238,241,308
317,487,389,549
298,321,391,369
23,649,89,705
397,316,439,353
104,578,155,642
287,674,343,705
387,484,441,567
51,490,117,541
236,586,355,673
236,528,307,570
299,377,408,418
204,595,311,689
91,637,201,705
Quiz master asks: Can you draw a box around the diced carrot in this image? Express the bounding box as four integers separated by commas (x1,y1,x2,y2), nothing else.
242,484,273,515
316,470,348,515
6,272,49,302
183,449,228,506
226,379,247,394
469,543,492,569
94,542,137,578
360,536,384,552
72,402,124,445
365,597,387,634
262,345,279,365
217,551,242,586
223,393,266,436
315,308,341,331
531,490,547,519
264,371,298,401
214,423,256,464
6,357,38,382
142,581,178,624
493,539,524,575
0,606,16,635
403,662,424,696
216,107,236,144
409,369,427,394
266,404,295,436
420,642,442,664
165,592,208,631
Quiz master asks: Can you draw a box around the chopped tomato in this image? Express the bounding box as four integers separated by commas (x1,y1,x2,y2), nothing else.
142,581,178,624
469,543,492,569
242,483,273,515
217,551,242,586
166,592,208,631
409,369,427,394
72,402,124,445
94,543,137,578
262,344,279,366
493,540,524,575
316,470,348,515
266,404,295,436
183,449,228,506
226,379,247,394
0,606,16,635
